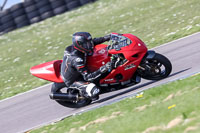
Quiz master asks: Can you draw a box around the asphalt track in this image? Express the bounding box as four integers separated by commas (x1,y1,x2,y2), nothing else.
0,32,200,133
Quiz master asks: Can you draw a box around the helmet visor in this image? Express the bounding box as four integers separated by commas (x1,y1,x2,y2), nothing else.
83,40,94,51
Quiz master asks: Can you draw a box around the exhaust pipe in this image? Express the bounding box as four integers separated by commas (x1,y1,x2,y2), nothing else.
49,93,78,101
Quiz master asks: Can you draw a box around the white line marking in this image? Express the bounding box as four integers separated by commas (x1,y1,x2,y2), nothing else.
151,32,200,49
0,83,52,103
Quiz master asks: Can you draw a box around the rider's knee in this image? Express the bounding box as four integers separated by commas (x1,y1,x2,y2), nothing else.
84,83,100,100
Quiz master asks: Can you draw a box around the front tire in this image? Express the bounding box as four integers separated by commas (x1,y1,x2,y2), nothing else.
138,53,172,80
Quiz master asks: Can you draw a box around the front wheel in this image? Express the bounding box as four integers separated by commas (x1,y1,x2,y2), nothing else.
137,53,172,80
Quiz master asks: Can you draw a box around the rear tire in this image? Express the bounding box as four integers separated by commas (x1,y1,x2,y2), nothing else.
56,98,92,108
23,0,35,7
1,14,13,23
41,11,54,20
51,83,92,108
138,53,172,80
27,11,40,19
80,0,91,5
53,6,68,15
66,1,81,10
16,21,30,28
36,0,49,8
14,15,28,23
38,5,52,14
50,0,65,9
29,16,41,24
2,21,16,29
25,5,37,13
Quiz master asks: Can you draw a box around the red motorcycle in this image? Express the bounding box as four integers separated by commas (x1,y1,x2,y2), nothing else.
30,33,172,108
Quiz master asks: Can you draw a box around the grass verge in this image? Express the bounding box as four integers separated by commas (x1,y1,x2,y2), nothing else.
0,0,200,100
30,74,200,133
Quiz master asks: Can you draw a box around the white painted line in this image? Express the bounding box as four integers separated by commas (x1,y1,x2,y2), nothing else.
0,83,52,103
151,32,200,50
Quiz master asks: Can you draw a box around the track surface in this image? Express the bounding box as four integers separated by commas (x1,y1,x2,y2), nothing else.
0,32,200,133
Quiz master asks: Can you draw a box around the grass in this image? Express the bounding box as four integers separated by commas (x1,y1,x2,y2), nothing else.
0,0,200,100
30,74,200,133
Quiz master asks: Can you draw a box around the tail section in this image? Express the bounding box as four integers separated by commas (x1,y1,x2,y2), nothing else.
30,60,64,83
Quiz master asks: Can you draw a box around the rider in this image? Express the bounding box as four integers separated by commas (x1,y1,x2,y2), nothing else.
50,32,111,100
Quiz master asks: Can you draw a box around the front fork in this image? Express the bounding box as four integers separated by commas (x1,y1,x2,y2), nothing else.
137,50,156,75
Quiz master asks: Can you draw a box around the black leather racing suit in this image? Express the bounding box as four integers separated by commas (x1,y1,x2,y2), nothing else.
51,36,109,93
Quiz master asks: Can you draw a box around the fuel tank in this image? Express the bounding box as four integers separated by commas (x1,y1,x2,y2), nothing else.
86,44,110,72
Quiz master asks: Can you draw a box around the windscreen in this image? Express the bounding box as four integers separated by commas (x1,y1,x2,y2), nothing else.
108,34,132,50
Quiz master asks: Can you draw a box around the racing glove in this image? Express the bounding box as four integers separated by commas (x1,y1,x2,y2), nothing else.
103,34,111,41
99,62,112,73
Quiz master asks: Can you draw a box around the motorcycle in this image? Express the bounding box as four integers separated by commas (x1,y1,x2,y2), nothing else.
30,33,172,108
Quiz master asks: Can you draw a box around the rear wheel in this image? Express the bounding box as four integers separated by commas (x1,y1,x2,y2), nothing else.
55,88,92,108
56,98,92,108
137,53,172,80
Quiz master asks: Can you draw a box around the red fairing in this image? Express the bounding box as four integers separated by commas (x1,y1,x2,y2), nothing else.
30,60,63,83
86,44,110,72
86,33,147,84
100,33,147,84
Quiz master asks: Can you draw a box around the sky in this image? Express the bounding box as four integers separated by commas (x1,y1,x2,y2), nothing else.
0,0,22,9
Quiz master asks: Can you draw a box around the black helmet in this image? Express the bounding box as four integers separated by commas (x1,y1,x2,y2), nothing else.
72,32,94,54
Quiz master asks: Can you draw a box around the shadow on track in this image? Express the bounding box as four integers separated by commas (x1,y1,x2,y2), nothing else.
93,68,191,104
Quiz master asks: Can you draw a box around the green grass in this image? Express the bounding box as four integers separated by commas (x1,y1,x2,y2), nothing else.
0,0,200,100
30,74,200,133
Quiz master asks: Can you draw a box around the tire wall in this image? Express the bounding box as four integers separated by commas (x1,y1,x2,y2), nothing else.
0,0,97,35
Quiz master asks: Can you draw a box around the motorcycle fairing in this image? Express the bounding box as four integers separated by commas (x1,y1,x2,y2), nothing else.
96,33,148,84
30,60,63,83
86,44,110,72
